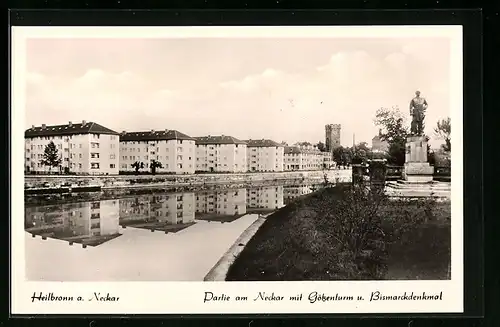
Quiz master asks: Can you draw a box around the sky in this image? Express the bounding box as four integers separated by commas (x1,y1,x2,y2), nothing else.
25,36,452,148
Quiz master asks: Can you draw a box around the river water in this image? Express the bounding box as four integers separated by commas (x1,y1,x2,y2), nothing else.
25,183,322,281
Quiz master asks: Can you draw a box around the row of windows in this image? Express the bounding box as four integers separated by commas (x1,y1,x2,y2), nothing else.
121,146,193,153
121,155,193,161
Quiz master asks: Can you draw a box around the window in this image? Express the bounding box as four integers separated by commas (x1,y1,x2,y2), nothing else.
177,155,183,160
91,202,100,209
110,154,116,159
79,163,82,168
79,144,82,148
79,154,82,159
91,163,100,169
110,164,115,168
145,156,148,160
91,153,100,159
91,142,99,149
177,147,183,152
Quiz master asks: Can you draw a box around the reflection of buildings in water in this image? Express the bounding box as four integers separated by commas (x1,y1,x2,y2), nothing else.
196,189,247,216
247,186,284,210
119,193,195,225
283,185,314,203
25,199,120,245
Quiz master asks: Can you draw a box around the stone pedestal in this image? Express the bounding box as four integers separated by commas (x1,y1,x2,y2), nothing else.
403,136,434,183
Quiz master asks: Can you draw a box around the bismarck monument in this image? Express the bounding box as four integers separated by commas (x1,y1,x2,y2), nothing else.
403,90,434,183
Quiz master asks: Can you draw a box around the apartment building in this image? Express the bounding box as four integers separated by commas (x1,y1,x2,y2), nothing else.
194,135,247,173
24,120,119,175
195,189,247,217
245,139,284,172
284,142,323,171
119,193,195,226
119,129,196,174
247,186,284,210
322,151,335,169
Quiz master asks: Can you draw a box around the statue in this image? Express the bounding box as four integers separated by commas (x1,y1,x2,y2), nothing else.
409,90,428,136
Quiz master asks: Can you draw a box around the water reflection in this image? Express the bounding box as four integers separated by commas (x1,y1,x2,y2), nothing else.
25,199,121,247
25,184,322,246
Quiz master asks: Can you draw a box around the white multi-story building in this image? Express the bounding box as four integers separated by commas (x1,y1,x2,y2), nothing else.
194,135,247,173
245,139,284,172
119,129,196,174
247,186,284,210
284,142,323,171
24,120,119,175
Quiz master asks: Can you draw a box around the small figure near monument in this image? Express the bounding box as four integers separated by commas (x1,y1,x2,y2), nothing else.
409,90,428,136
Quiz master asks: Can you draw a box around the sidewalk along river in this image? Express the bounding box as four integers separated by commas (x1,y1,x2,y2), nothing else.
24,182,326,281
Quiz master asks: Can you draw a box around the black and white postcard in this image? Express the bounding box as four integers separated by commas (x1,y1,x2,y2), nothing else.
11,25,463,314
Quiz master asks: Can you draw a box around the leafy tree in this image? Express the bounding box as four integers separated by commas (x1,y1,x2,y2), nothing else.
374,106,409,166
316,141,326,152
40,141,62,173
131,161,144,175
434,117,451,152
150,160,163,175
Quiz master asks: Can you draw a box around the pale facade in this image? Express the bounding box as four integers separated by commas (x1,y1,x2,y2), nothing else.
247,186,284,210
283,185,315,202
24,121,119,175
284,143,323,171
119,193,196,225
119,129,196,174
245,139,284,172
371,129,389,153
195,189,247,216
194,136,247,173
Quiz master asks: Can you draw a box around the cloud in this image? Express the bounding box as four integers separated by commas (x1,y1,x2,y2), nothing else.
25,40,450,147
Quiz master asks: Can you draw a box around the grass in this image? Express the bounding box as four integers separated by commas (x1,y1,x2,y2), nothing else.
225,185,451,281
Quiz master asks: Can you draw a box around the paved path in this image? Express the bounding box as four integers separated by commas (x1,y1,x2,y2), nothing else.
25,214,259,281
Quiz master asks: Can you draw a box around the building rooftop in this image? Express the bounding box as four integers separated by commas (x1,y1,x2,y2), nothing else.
194,135,247,145
120,129,194,142
245,139,283,147
25,121,119,138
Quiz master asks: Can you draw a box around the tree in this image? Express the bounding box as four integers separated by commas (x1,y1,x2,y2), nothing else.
374,106,409,166
316,141,326,152
434,117,451,152
40,141,62,173
131,161,144,175
150,160,163,175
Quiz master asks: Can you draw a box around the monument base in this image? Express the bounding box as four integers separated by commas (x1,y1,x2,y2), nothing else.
403,136,434,183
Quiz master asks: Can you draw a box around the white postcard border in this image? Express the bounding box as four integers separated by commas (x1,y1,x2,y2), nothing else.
11,25,463,315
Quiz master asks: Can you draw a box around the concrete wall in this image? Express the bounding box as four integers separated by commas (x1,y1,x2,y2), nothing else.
25,169,352,190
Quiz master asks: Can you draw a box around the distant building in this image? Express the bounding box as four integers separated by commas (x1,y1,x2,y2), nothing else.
119,129,196,174
284,143,323,171
325,124,341,152
371,129,389,153
322,151,335,169
245,139,284,172
24,120,120,175
194,135,247,173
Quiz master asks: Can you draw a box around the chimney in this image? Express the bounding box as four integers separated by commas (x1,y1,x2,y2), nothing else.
41,124,46,129
31,125,35,129
165,129,169,133
151,129,155,133
122,130,126,135
68,121,73,127
82,120,87,125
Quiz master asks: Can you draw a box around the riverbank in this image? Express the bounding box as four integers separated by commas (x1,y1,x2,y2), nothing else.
24,169,352,190
225,185,451,281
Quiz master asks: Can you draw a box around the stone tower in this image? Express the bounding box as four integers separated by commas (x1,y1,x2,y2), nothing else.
325,124,341,152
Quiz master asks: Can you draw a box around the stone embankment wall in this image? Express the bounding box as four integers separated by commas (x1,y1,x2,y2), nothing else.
25,169,353,190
